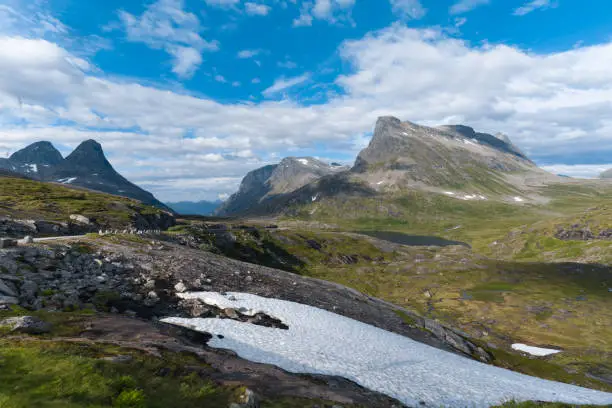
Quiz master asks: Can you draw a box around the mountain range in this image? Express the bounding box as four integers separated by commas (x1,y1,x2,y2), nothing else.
217,116,557,216
0,140,168,210
165,200,223,215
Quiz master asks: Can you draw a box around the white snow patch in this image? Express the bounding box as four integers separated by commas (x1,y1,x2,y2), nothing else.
297,159,309,165
377,181,385,185
162,292,612,408
444,191,455,196
57,177,77,184
26,164,38,173
514,196,525,202
512,344,562,357
311,194,319,202
459,194,487,201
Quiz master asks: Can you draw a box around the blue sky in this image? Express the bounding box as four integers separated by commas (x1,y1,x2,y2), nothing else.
1,0,612,201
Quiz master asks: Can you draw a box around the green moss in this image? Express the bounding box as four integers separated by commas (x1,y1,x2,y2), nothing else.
0,339,233,408
393,310,419,327
0,176,163,230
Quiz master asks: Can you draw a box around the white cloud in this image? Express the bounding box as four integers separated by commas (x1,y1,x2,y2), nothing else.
214,74,227,82
237,49,261,58
389,0,426,19
232,81,241,87
514,0,555,16
204,0,240,7
262,74,310,96
4,23,612,201
450,0,489,15
251,77,261,84
244,2,271,15
293,0,355,27
118,0,218,78
540,164,612,179
168,46,203,77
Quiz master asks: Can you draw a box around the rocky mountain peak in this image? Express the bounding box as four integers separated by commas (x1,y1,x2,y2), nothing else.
9,141,63,166
63,140,112,172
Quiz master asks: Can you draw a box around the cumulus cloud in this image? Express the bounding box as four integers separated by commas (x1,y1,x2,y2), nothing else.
449,0,489,15
3,22,612,200
244,2,271,15
389,0,426,19
514,0,556,16
118,0,218,78
293,0,355,27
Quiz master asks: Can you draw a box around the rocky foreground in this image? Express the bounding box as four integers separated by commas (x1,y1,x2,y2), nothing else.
0,234,498,407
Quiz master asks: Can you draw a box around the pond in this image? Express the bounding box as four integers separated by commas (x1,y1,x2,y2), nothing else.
358,231,470,248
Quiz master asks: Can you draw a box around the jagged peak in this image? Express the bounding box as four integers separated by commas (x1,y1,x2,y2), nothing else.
9,141,63,165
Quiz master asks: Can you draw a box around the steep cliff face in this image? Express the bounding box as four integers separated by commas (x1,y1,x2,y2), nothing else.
352,116,538,184
215,158,347,216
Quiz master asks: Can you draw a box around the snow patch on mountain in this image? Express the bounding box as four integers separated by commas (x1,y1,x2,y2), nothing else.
162,292,612,408
512,344,562,357
57,177,77,184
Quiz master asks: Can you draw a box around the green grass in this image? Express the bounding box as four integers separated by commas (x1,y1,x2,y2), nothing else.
0,339,232,408
0,309,365,408
0,176,164,229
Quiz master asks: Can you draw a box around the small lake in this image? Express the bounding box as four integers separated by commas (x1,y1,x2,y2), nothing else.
358,231,470,248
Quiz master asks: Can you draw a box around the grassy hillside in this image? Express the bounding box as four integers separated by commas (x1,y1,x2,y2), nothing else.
0,308,363,408
0,176,166,229
164,222,611,391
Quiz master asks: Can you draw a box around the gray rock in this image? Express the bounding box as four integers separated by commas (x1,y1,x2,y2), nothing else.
70,214,91,225
22,235,34,244
179,299,212,317
0,279,17,297
0,238,18,249
0,316,52,334
223,307,239,319
174,281,187,293
0,296,18,305
19,280,38,299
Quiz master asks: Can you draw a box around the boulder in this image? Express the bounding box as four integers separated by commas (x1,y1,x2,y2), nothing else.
0,279,17,297
0,238,18,249
174,281,187,293
0,316,52,334
22,235,34,244
0,296,18,305
70,214,91,225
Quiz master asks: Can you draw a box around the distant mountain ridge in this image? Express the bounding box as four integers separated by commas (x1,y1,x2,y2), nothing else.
166,200,223,215
218,116,555,216
0,140,169,210
215,157,348,216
